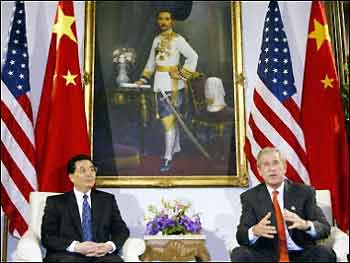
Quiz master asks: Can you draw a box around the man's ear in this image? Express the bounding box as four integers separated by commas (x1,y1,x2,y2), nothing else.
68,174,75,184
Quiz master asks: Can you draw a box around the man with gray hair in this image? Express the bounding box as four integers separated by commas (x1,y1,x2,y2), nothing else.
231,147,336,262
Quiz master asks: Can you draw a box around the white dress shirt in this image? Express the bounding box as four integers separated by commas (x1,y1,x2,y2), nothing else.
66,188,116,253
248,181,317,251
74,188,92,223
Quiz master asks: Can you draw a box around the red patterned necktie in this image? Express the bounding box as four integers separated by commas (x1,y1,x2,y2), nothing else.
272,190,289,262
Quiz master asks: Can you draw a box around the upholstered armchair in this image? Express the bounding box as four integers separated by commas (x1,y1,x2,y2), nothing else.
314,190,349,262
229,189,349,262
12,192,146,262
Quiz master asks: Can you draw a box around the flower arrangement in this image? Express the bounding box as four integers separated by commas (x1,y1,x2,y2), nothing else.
112,47,136,64
145,199,202,235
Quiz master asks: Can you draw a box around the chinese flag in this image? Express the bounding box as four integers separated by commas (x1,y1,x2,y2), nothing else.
301,1,349,231
35,1,90,192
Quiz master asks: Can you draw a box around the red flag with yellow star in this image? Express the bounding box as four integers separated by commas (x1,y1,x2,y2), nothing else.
35,1,90,192
301,1,349,231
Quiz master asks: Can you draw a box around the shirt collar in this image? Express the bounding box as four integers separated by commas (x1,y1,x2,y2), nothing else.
266,180,285,198
73,187,91,201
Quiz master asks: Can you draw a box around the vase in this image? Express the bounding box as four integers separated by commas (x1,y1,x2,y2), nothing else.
115,62,130,86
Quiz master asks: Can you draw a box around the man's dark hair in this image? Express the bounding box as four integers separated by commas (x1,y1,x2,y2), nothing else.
67,154,94,174
156,9,173,19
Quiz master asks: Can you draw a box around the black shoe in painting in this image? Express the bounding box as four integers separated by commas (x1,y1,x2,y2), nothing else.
160,159,172,172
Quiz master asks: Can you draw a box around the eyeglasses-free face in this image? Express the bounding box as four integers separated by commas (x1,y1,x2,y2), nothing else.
257,150,286,190
69,160,97,193
157,11,174,32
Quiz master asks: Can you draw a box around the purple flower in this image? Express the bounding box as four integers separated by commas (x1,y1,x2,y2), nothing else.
145,215,177,235
145,200,202,235
179,215,202,233
145,219,160,235
179,215,191,226
157,215,176,230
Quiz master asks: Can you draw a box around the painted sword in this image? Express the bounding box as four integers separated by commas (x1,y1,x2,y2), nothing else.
159,89,211,160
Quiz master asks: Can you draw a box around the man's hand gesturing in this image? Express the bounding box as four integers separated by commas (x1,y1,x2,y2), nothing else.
252,212,277,239
284,209,311,231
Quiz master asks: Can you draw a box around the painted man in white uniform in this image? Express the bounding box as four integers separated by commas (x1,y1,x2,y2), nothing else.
135,9,198,172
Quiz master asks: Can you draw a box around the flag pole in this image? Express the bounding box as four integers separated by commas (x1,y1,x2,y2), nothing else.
1,216,9,262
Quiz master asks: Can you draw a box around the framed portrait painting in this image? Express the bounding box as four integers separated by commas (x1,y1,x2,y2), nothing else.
84,1,248,187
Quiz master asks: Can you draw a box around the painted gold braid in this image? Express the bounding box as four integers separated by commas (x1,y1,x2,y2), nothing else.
171,78,178,105
156,65,178,72
179,67,200,80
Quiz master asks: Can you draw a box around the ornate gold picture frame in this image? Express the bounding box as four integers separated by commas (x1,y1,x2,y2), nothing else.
84,1,248,187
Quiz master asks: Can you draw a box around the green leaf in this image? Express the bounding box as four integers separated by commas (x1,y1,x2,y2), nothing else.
162,225,187,235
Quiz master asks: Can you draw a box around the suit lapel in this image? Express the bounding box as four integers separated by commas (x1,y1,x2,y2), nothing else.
258,184,276,226
67,191,83,240
283,180,291,211
283,180,294,237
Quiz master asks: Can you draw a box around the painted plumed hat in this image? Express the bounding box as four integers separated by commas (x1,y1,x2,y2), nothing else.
152,1,193,21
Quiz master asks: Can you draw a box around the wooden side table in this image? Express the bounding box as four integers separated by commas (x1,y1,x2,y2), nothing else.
141,234,211,262
109,83,154,156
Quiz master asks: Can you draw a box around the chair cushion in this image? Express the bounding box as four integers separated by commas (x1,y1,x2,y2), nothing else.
315,190,333,226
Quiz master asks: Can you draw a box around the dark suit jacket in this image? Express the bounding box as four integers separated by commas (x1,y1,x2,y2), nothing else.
236,180,330,260
41,189,130,256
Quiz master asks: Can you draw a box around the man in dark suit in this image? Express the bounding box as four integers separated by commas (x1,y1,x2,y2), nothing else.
41,154,130,262
231,147,336,262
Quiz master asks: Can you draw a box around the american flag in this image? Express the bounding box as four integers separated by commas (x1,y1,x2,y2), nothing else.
1,1,37,237
245,1,310,184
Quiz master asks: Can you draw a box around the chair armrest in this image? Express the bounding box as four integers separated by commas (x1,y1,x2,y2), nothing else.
330,227,349,262
317,227,349,262
122,237,146,262
12,229,43,262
